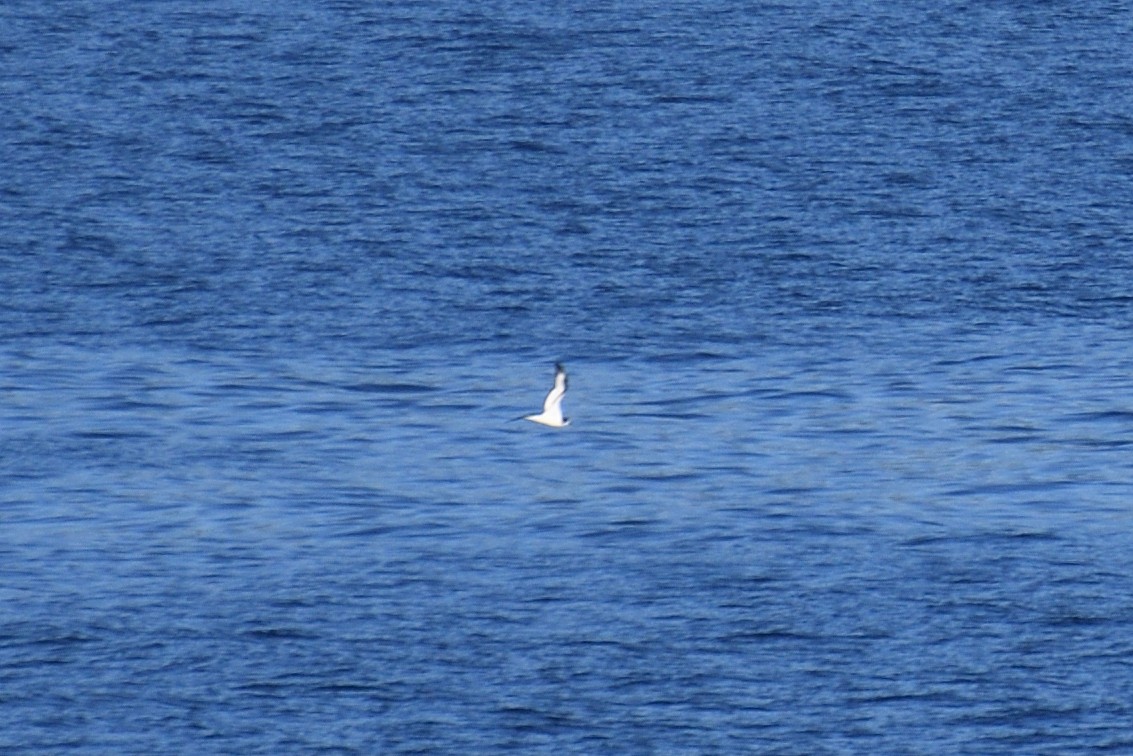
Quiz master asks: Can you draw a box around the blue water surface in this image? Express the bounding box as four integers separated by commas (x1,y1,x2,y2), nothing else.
3,1,1133,753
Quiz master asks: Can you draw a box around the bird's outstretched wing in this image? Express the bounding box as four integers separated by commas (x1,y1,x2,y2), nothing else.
541,363,567,416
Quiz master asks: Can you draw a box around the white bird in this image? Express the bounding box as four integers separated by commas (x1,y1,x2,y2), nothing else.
523,363,570,427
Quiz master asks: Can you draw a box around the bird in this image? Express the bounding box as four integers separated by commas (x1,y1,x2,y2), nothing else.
523,363,570,427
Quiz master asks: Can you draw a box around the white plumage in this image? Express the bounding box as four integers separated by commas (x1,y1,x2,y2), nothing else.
523,363,570,427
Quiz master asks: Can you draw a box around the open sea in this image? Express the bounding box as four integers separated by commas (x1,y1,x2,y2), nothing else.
4,1,1133,753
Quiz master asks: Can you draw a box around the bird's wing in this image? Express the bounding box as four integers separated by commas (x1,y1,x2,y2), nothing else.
542,364,567,414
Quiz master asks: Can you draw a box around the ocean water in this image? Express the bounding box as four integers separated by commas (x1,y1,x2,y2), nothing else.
3,1,1133,752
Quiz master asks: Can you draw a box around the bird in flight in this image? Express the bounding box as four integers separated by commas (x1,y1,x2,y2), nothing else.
523,363,570,427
